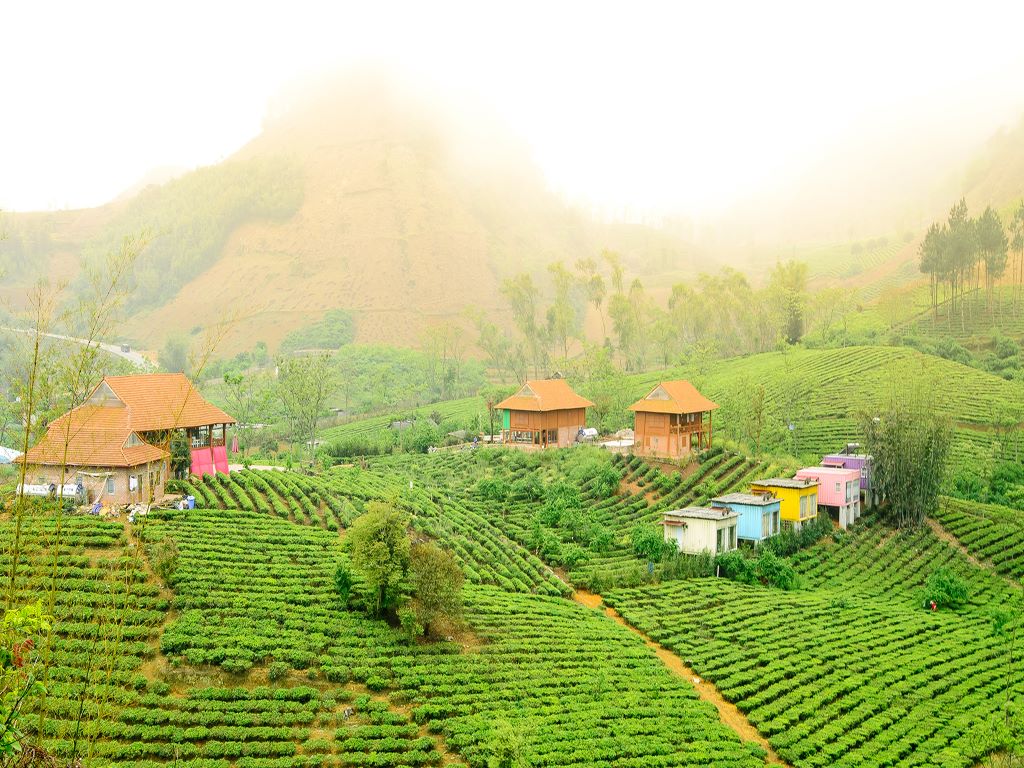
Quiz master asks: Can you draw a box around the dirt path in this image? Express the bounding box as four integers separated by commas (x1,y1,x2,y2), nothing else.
926,518,986,569
925,517,1022,594
572,588,790,767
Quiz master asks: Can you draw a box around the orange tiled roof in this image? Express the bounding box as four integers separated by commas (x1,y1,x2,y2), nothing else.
496,379,594,412
18,405,168,468
102,374,236,430
628,381,719,414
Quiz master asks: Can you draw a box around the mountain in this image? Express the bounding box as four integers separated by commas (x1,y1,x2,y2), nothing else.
0,70,695,355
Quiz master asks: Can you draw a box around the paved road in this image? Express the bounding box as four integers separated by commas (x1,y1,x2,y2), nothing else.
1,326,155,370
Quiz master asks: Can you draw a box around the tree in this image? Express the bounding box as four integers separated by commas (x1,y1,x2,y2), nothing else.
977,205,1009,313
1010,202,1024,312
744,384,770,455
631,523,668,562
860,387,952,528
575,256,608,342
346,503,411,618
545,261,582,361
919,222,945,319
276,353,338,461
159,334,189,374
422,321,466,400
501,274,546,378
608,279,650,370
479,384,515,440
407,542,464,638
223,370,274,453
769,260,809,344
466,308,514,382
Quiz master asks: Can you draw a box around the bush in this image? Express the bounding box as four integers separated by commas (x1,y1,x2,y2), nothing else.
923,567,969,609
631,524,670,562
365,675,389,692
754,549,796,590
714,551,756,584
268,661,290,682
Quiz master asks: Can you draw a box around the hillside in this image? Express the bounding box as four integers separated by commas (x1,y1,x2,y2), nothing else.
321,345,1024,473
12,449,1024,767
0,71,695,354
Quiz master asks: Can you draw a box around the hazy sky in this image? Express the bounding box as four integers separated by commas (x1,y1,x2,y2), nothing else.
2,0,1023,214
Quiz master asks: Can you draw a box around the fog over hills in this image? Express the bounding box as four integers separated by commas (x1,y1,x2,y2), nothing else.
1,68,1023,354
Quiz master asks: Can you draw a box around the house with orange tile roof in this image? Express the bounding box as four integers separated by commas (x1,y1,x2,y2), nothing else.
496,379,594,449
18,373,235,504
628,381,719,459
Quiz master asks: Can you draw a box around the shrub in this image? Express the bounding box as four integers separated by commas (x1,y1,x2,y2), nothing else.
755,549,796,590
268,661,290,682
714,551,756,584
923,567,969,609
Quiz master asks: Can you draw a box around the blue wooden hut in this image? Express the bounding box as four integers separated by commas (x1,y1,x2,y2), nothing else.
711,492,781,543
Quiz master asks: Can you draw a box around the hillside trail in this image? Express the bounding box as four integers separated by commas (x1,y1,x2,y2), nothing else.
570,588,791,767
926,517,1021,591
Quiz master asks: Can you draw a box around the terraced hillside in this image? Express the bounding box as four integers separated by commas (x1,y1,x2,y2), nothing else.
9,449,1024,767
178,448,775,590
933,496,1024,581
606,514,1021,768
0,513,411,766
0,497,773,767
322,345,1024,473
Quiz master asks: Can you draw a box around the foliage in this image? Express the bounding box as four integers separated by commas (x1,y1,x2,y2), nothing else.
79,156,304,313
630,524,668,563
0,602,51,758
408,542,464,638
922,566,969,609
861,387,953,528
170,430,191,478
346,502,411,618
148,533,179,586
769,260,810,344
277,352,339,459
335,561,354,607
159,334,189,374
279,309,356,354
714,548,796,590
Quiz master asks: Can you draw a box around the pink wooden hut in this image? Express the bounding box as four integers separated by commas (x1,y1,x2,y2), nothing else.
794,466,861,529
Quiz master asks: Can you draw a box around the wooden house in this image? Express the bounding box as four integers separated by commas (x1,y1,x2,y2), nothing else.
497,379,594,449
822,445,874,508
628,381,718,459
18,373,235,504
749,477,819,532
661,507,739,555
795,466,861,529
712,492,781,543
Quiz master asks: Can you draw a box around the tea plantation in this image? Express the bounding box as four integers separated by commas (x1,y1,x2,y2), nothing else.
5,447,1024,767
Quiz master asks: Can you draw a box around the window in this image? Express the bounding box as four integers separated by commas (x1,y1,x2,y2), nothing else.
125,432,144,448
774,511,780,533
716,528,725,553
835,482,841,493
106,476,115,494
762,511,771,539
729,525,737,550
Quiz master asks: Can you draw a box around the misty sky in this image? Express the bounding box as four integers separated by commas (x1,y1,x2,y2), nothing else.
2,0,1023,215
